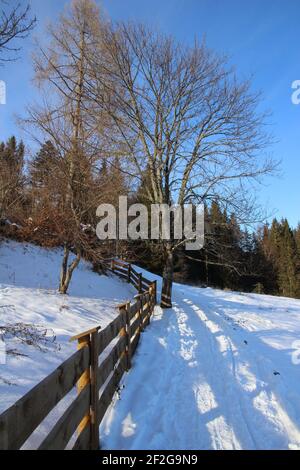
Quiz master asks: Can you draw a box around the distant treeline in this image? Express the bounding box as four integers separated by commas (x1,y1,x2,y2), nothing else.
175,207,300,298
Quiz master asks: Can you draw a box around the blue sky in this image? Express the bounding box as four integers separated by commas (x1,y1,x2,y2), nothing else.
0,0,299,227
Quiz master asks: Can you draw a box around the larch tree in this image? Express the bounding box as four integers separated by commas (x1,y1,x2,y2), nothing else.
22,0,114,294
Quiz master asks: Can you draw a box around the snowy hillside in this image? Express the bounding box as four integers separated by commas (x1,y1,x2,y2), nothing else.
1,239,300,450
101,275,300,450
0,239,135,415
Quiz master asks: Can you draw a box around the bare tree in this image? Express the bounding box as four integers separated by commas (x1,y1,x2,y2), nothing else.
0,1,36,61
22,0,114,294
96,23,276,307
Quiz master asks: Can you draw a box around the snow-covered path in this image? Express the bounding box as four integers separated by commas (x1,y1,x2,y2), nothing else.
101,282,300,450
1,240,300,449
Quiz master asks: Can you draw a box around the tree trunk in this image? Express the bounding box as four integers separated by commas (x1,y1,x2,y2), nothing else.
59,243,81,294
161,243,174,308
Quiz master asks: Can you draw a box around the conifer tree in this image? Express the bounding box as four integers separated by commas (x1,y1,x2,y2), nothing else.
0,136,25,221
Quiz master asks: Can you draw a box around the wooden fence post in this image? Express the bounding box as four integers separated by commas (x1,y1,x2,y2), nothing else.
118,302,131,370
138,273,142,293
127,263,131,283
111,259,115,272
146,289,151,326
151,281,157,307
76,334,91,438
149,285,153,316
70,326,100,450
90,330,100,450
125,302,132,369
134,293,144,333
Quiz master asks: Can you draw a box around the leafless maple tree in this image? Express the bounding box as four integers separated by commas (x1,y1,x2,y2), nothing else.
94,23,276,307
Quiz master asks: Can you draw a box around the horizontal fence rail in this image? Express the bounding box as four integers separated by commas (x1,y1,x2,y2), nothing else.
103,258,155,297
0,259,157,450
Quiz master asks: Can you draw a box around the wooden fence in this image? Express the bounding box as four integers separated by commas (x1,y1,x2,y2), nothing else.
0,260,157,450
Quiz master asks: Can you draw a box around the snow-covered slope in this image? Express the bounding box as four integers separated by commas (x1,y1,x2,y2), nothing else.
0,239,135,415
101,274,300,450
2,239,300,450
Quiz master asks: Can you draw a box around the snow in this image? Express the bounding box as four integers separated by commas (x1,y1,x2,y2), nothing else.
101,275,300,450
2,239,300,450
0,239,135,416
